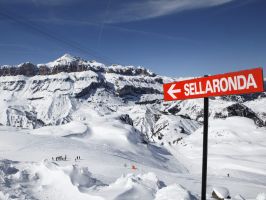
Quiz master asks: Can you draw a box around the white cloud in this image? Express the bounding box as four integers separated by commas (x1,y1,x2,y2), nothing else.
0,0,236,23
106,0,235,23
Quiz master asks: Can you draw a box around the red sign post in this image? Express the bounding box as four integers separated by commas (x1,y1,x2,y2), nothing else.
163,68,264,200
163,68,264,101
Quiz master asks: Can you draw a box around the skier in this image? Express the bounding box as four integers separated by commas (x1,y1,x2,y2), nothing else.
131,165,137,170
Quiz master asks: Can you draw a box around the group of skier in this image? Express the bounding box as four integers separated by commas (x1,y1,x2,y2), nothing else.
51,155,81,162
52,155,67,161
74,156,81,162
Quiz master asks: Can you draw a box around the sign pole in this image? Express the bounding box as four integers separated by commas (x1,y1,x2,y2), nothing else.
201,95,209,200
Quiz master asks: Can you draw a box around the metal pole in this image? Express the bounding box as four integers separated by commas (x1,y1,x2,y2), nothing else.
201,96,209,200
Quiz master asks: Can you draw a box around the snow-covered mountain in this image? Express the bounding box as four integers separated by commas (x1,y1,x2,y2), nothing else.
0,54,266,200
1,54,265,132
0,54,155,77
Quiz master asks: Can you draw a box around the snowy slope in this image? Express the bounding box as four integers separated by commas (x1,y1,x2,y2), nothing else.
0,54,266,199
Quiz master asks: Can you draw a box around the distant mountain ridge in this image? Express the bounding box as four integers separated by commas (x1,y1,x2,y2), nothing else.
0,54,156,77
0,54,265,144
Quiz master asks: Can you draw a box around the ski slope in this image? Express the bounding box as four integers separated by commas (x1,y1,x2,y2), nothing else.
1,116,266,199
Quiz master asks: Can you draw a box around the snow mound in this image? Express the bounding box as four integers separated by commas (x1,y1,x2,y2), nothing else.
154,183,197,200
212,186,230,199
96,172,165,200
37,160,105,188
0,159,195,200
0,191,9,200
30,121,89,137
257,193,266,200
0,160,105,200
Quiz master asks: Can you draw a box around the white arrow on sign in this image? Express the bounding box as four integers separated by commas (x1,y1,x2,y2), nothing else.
167,84,181,99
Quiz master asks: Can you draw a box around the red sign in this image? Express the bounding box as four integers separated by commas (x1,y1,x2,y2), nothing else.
163,68,264,101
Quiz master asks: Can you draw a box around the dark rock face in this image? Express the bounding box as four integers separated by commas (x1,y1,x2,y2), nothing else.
48,63,105,75
178,114,192,120
167,105,181,115
0,160,19,175
18,63,39,76
135,99,160,105
0,63,38,77
6,107,45,129
120,114,134,126
221,92,266,102
117,85,161,97
106,66,156,77
0,63,156,77
39,65,51,75
0,66,17,76
51,64,79,74
154,77,163,84
220,95,245,102
0,80,26,91
75,82,104,98
215,103,265,127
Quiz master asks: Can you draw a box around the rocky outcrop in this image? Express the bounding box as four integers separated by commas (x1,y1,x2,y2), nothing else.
6,108,45,129
120,114,134,126
107,65,156,77
221,92,266,102
215,103,265,127
167,105,181,115
0,80,26,91
117,85,161,97
75,82,105,98
18,63,39,76
0,62,38,77
38,65,51,75
0,62,99,77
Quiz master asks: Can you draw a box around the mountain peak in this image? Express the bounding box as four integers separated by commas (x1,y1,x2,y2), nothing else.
54,53,80,63
45,54,85,68
57,53,78,62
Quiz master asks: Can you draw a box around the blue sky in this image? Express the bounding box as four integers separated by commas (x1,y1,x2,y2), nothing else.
0,0,265,77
